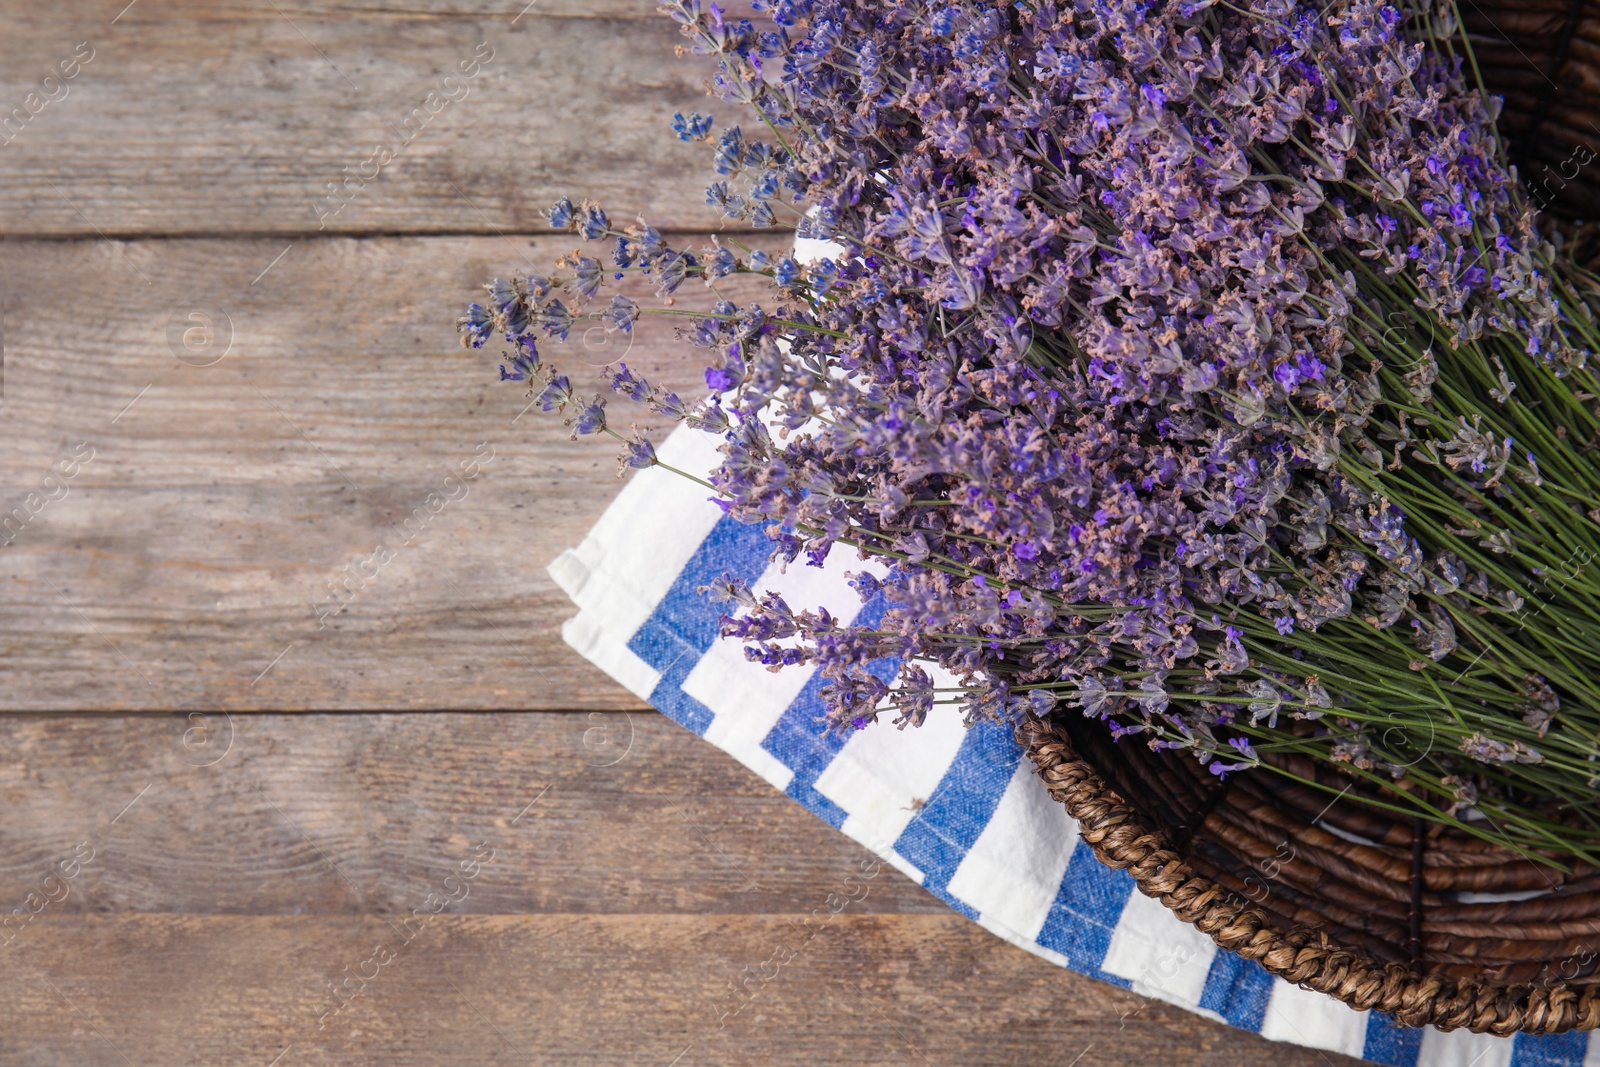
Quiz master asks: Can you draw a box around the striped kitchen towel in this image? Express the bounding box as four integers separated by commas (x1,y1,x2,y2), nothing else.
548,422,1585,1067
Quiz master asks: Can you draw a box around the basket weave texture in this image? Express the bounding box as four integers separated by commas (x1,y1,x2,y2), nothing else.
1463,0,1600,219
1020,714,1600,1034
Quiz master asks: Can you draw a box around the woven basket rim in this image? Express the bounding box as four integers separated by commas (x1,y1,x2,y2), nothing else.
1019,714,1600,1036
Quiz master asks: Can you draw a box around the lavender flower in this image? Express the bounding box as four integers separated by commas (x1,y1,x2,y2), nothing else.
621,432,657,471
670,111,714,141
1459,733,1545,766
458,0,1600,860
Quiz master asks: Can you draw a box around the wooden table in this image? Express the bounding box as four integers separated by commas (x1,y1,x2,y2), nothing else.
0,4,1361,1063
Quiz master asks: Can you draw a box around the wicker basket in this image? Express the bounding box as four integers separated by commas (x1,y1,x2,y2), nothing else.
1463,0,1600,222
1020,712,1600,1035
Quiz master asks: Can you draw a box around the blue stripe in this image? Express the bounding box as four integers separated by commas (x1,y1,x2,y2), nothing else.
1198,951,1275,1032
922,886,980,920
764,669,852,828
761,595,892,829
645,678,718,737
1035,839,1136,988
627,514,772,734
1361,1012,1424,1066
893,722,1023,900
1511,1030,1590,1067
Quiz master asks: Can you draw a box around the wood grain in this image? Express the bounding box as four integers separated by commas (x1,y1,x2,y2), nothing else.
0,1,754,237
0,712,944,915
1,914,1361,1067
0,235,785,710
0,712,1359,1067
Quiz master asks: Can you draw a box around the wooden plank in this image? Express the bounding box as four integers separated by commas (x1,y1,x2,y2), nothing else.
0,235,787,710
0,713,943,915
0,915,1358,1066
0,712,1357,1066
0,2,757,237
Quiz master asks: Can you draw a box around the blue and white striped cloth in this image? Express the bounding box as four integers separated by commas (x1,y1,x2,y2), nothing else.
549,425,1590,1067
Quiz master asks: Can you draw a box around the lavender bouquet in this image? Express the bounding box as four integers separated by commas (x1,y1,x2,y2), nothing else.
460,0,1600,864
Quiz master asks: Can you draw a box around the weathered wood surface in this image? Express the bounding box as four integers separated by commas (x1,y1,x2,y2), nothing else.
0,235,788,710
0,713,1358,1066
0,1,751,237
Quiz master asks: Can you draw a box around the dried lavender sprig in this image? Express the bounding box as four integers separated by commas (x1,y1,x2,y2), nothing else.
464,0,1600,857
